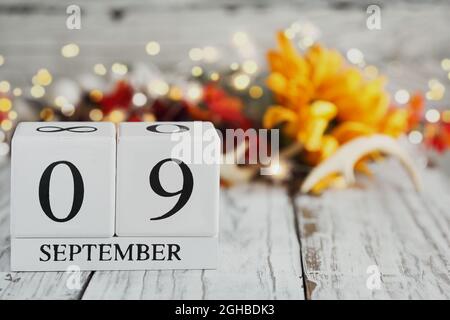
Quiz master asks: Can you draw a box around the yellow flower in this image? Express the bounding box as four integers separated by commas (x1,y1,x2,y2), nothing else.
264,32,403,166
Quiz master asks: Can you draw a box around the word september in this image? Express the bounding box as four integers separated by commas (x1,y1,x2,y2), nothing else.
39,243,181,262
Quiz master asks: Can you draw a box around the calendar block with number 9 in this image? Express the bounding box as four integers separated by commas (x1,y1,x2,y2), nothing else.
116,122,220,237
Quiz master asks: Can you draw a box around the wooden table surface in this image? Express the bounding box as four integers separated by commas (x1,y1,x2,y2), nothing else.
0,157,449,300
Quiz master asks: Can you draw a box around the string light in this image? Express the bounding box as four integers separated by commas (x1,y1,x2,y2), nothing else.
108,109,126,123
1,119,13,131
266,160,290,182
441,58,450,71
189,48,203,61
145,41,160,56
54,96,67,107
186,83,203,103
8,110,17,120
40,107,54,121
232,73,250,90
0,81,10,93
230,62,239,71
61,43,80,58
61,103,75,116
394,89,410,104
426,79,445,101
89,109,103,121
346,48,364,65
408,131,423,144
142,112,156,122
30,85,45,98
89,89,103,102
442,110,450,123
210,72,220,81
13,88,22,96
111,63,128,76
148,79,169,96
203,46,219,63
132,92,147,107
169,86,183,100
284,28,296,39
425,109,440,123
35,68,52,86
191,66,203,77
249,86,263,99
93,63,107,76
0,98,12,112
242,60,258,74
232,32,249,47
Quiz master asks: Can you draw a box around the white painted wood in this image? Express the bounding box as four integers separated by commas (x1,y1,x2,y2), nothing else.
81,184,304,299
116,122,220,237
295,159,450,299
0,161,95,299
10,122,116,238
11,236,218,271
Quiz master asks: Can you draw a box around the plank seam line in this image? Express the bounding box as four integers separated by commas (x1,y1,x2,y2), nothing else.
289,194,309,300
77,271,95,300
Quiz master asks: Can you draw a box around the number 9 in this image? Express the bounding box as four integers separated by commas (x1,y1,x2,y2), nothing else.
149,158,194,221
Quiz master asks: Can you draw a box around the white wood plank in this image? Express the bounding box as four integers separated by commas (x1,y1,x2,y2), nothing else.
295,159,450,299
81,184,305,299
0,161,94,300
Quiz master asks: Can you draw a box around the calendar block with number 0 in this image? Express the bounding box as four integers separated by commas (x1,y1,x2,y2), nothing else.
10,121,219,271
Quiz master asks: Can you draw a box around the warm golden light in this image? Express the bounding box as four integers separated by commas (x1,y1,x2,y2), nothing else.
30,85,45,98
1,120,12,131
13,88,22,96
189,48,203,61
89,89,103,102
89,109,103,121
148,79,169,96
111,63,128,75
132,92,147,106
242,60,258,74
35,69,52,86
146,41,160,56
0,98,12,112
61,43,80,58
191,66,203,77
0,81,10,93
233,73,250,90
249,86,263,99
93,63,107,76
169,86,183,101
232,32,249,47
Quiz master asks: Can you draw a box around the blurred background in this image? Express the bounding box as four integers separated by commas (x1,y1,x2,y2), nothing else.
0,0,449,172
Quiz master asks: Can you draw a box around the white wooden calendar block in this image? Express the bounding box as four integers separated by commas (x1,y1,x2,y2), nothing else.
11,122,116,238
116,122,220,237
11,236,218,271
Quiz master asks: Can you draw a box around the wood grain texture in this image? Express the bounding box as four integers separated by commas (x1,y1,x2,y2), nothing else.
0,0,449,112
295,159,450,299
0,161,94,300
81,184,304,299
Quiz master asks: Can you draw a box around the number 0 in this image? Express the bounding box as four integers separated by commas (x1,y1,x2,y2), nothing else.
149,158,193,221
38,161,84,222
